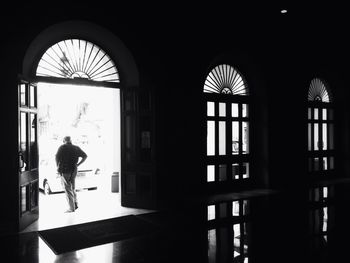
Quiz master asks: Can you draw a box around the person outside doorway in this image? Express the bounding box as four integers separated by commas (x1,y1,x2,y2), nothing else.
55,136,87,212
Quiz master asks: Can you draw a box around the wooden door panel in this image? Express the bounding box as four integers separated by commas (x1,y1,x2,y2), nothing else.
18,80,39,231
121,88,156,209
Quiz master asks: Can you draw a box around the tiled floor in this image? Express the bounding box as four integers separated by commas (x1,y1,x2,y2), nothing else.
3,183,350,262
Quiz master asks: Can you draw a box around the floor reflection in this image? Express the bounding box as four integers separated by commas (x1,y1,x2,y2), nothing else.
204,183,350,263
11,182,350,262
207,199,250,263
308,186,334,256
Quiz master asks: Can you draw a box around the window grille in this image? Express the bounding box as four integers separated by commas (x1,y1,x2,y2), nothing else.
36,39,119,83
204,64,248,95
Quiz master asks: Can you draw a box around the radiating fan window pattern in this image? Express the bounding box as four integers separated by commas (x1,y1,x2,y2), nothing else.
307,77,335,174
308,78,330,102
36,39,120,82
204,64,248,95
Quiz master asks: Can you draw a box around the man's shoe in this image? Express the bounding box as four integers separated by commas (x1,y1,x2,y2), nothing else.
64,209,74,213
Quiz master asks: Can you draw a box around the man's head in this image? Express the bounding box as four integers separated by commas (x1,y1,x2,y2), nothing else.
63,136,72,144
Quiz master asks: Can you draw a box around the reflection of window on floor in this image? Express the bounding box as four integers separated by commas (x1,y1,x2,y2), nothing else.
308,186,334,250
207,199,250,262
207,199,249,221
204,64,250,184
307,78,334,175
233,222,249,262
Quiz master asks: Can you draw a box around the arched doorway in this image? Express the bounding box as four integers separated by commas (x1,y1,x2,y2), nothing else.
19,21,156,231
203,64,251,193
307,77,335,177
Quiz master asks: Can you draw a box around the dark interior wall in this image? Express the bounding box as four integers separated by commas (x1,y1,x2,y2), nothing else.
1,3,350,224
2,44,20,227
150,7,281,200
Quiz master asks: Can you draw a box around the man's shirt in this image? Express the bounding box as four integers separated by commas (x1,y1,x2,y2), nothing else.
55,143,87,173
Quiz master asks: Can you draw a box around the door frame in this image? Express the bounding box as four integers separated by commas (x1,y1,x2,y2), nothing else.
17,21,158,232
18,78,39,231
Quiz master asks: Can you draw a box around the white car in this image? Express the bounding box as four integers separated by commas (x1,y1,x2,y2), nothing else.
39,158,100,195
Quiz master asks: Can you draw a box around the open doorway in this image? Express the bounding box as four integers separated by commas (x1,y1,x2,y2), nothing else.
21,82,153,232
20,22,156,232
37,82,120,195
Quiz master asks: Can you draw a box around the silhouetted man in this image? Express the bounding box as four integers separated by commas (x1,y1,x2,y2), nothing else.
55,136,87,212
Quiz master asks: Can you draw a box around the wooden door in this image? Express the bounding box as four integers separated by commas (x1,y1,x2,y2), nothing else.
18,80,39,231
121,88,156,209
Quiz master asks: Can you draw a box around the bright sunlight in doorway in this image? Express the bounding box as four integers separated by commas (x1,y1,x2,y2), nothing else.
35,82,124,230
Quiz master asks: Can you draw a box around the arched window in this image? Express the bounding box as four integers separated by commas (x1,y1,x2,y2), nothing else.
307,78,334,175
204,64,248,95
204,64,250,184
36,39,119,82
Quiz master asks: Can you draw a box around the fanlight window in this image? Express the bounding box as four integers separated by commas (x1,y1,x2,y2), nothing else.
204,64,250,184
204,64,248,95
36,39,120,82
307,77,334,174
308,78,330,102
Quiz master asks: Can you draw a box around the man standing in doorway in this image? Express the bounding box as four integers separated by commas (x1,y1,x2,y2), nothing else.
56,136,87,213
